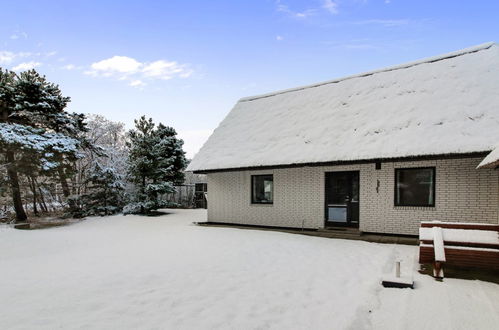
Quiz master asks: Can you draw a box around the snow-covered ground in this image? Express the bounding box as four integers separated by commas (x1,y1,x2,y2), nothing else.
0,209,498,330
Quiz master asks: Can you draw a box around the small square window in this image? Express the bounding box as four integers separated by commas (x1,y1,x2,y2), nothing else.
395,167,435,207
251,175,273,204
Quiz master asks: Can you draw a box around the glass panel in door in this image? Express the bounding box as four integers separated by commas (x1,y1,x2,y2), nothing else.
325,171,360,227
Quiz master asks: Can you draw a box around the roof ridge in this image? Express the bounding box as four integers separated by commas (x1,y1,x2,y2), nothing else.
239,42,496,103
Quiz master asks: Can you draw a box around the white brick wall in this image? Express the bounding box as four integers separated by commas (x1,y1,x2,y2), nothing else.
206,156,499,235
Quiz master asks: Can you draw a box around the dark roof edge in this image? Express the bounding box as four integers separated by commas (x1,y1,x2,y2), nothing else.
191,151,489,174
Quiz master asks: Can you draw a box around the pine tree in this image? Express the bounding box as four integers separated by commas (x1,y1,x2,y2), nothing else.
0,69,87,222
11,70,88,202
154,123,186,184
124,116,187,214
0,69,27,221
77,162,125,216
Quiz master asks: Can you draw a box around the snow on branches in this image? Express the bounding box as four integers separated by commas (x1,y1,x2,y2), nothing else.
0,123,82,171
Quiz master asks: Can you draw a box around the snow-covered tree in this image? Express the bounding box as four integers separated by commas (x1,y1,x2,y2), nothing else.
0,69,27,221
76,114,128,190
0,69,86,222
154,123,187,184
75,163,125,217
69,115,129,218
124,116,187,214
11,70,87,201
85,114,127,167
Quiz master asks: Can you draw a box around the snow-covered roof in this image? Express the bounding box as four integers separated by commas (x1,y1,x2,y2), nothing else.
477,145,499,169
188,42,499,172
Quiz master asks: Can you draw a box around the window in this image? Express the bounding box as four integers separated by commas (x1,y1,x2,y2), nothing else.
195,183,207,193
251,175,273,204
395,167,435,207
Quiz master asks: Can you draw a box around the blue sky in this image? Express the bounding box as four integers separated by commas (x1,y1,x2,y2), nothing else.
2,0,499,157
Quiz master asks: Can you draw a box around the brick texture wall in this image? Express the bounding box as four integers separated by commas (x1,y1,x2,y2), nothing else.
206,156,499,235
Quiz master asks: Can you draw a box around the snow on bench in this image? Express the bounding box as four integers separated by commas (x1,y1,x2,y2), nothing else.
421,221,499,231
419,227,499,248
419,222,499,277
431,227,445,278
432,227,446,262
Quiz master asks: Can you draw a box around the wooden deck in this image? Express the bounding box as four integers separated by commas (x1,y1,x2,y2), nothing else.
196,222,418,245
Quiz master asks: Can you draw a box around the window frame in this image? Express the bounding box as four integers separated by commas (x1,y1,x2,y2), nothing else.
251,174,274,205
394,167,436,207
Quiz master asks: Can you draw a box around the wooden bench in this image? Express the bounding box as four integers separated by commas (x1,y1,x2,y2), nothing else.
419,221,499,278
420,221,499,231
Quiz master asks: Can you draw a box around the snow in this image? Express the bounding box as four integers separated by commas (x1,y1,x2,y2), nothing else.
421,221,498,226
188,43,499,172
448,246,499,252
478,144,499,168
1,209,499,329
419,227,499,245
0,123,80,154
432,227,446,262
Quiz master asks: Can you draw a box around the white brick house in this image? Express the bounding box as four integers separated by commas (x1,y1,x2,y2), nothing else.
187,43,499,235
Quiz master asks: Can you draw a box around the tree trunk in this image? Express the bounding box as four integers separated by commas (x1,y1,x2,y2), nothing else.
48,186,59,212
38,186,48,212
36,181,48,213
6,151,27,222
70,166,77,195
58,167,78,212
58,167,71,198
104,191,108,216
140,175,146,214
29,176,38,216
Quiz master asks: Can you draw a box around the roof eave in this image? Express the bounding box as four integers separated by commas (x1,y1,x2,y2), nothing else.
192,151,489,174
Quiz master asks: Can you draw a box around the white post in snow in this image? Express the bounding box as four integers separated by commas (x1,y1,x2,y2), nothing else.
395,261,401,278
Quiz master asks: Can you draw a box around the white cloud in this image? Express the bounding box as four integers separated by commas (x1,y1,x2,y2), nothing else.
88,56,142,76
10,32,28,40
0,50,57,69
322,0,339,14
0,51,31,64
129,79,146,87
12,61,41,71
277,3,317,19
178,129,213,159
276,35,284,41
276,0,338,18
0,51,17,64
62,64,76,70
86,55,192,86
142,60,187,80
179,70,193,78
334,43,378,50
353,19,410,27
